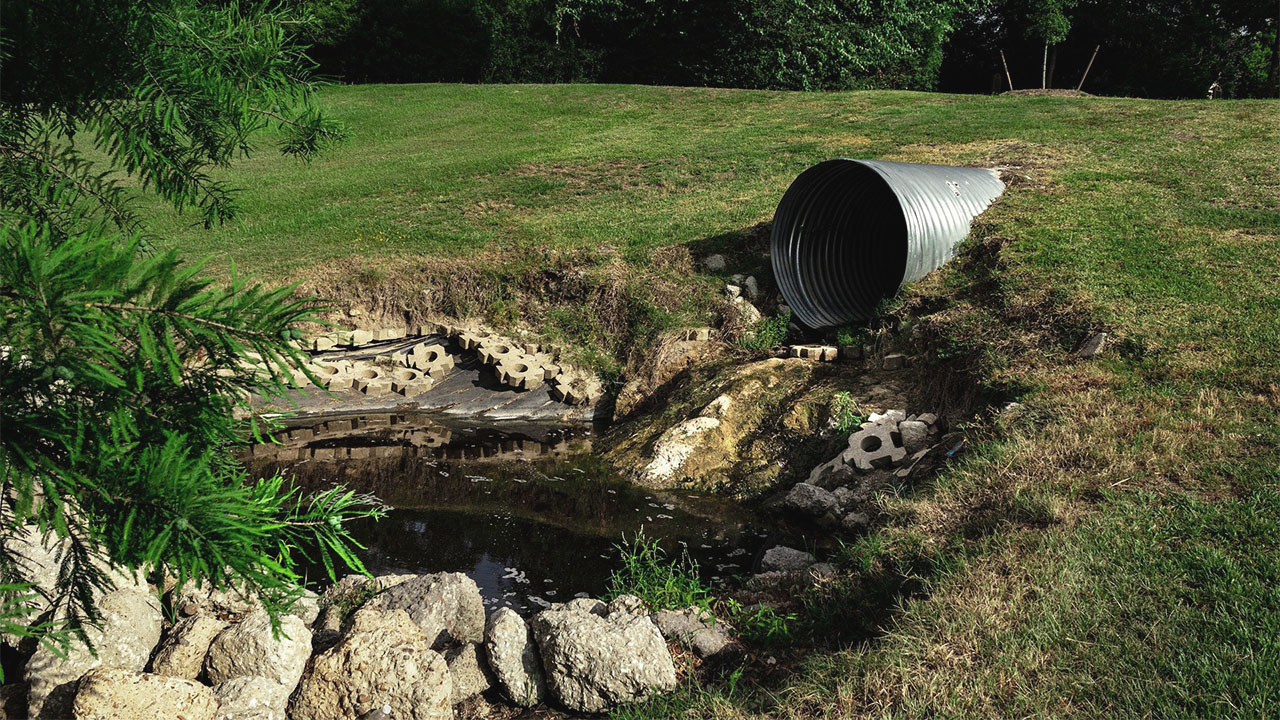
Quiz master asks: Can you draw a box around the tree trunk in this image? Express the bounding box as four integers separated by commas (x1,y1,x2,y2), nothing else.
1042,44,1048,89
1047,45,1058,88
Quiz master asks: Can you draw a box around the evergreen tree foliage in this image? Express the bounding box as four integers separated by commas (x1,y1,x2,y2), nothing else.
0,0,381,664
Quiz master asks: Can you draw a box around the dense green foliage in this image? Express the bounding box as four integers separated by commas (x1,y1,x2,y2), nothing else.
0,0,378,655
941,0,1279,97
305,0,976,90
300,0,1278,97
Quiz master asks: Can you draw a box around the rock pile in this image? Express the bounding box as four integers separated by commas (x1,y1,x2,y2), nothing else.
13,555,710,719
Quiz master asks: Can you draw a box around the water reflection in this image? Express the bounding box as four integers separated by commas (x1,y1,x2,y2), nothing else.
247,413,769,613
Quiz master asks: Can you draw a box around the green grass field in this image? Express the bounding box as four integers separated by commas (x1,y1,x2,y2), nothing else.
153,84,1280,717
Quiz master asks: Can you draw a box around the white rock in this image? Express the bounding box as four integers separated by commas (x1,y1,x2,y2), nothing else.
72,668,217,720
446,642,492,704
531,604,677,712
642,416,721,484
213,676,292,720
25,587,162,719
151,614,227,680
484,607,545,707
652,607,735,659
743,276,760,301
290,608,452,720
205,609,311,692
364,572,485,649
897,420,929,454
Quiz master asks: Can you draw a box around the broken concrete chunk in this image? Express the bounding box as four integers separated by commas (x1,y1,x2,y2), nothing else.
1073,331,1108,358
898,420,929,454
882,353,907,370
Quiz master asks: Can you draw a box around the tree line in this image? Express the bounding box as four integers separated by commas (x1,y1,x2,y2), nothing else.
302,0,1279,98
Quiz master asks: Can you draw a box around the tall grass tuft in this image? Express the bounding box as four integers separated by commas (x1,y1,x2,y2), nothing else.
606,530,711,612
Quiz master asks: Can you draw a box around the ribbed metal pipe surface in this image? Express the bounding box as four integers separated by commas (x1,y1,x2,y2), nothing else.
770,159,1005,328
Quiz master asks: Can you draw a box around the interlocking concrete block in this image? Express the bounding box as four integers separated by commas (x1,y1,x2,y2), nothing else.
312,335,337,351
845,422,907,471
374,327,406,341
404,343,454,378
550,374,604,406
790,345,839,362
457,329,493,350
679,328,712,342
388,368,431,396
495,356,544,390
478,340,519,366
838,344,861,362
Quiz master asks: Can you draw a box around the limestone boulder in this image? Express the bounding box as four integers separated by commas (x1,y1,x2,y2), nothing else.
213,676,292,720
1,525,65,647
445,642,493,704
290,608,452,720
204,609,311,692
652,607,737,660
150,614,227,680
71,668,216,720
25,587,162,719
484,607,545,707
531,603,677,712
605,594,649,617
364,572,484,649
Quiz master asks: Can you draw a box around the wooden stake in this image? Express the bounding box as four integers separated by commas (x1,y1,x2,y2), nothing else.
1042,44,1048,89
1000,50,1014,92
1076,45,1101,92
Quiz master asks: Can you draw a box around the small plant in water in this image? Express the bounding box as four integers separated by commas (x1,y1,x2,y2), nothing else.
737,309,791,351
830,391,865,433
607,530,711,611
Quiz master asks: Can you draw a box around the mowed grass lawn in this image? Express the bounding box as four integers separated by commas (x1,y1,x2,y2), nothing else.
151,85,1280,717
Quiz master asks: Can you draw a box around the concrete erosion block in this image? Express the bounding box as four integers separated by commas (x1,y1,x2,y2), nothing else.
478,340,520,366
374,327,406,341
882,353,907,370
495,356,544,390
550,374,603,406
313,335,337,351
845,422,907,471
791,344,839,362
457,329,493,351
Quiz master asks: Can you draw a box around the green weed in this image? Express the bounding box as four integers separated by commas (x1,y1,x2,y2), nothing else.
606,530,712,612
829,391,865,434
737,309,791,351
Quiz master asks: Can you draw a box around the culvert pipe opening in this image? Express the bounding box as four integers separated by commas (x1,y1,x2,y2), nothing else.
770,159,1005,329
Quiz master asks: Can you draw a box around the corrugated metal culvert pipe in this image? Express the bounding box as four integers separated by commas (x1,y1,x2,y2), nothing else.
770,159,1005,328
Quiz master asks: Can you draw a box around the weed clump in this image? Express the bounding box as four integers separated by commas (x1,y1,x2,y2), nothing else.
737,309,791,351
606,531,711,611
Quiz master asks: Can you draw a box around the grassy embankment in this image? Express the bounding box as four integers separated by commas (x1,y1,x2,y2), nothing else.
149,84,1280,717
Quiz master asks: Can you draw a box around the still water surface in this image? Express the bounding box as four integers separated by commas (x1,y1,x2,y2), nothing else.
247,412,774,613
